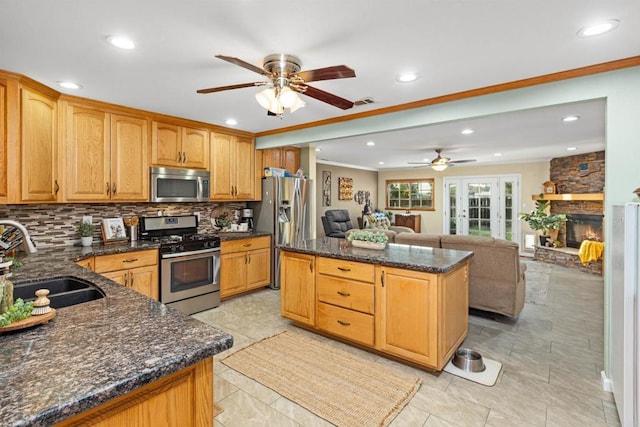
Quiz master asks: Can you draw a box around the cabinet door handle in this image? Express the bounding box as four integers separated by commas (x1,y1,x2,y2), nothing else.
245,254,248,264
112,182,117,194
337,320,351,326
123,258,139,263
130,272,134,287
247,255,251,264
106,182,110,196
124,272,129,287
182,151,186,163
381,271,385,287
178,152,182,163
309,259,313,273
54,180,59,195
337,291,351,297
243,243,252,247
337,267,351,272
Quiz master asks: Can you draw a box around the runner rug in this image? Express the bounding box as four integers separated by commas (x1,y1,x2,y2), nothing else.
221,330,422,427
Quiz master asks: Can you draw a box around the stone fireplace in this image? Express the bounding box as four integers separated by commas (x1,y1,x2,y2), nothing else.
533,151,604,274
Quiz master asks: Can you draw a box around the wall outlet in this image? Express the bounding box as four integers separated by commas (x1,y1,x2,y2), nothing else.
82,215,92,224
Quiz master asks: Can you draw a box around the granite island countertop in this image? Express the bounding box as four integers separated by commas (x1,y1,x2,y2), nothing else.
280,237,474,273
0,243,233,427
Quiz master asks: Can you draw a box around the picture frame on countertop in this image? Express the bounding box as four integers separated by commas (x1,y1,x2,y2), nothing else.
102,217,127,242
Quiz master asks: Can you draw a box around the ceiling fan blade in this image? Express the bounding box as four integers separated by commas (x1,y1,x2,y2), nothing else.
215,55,268,76
407,162,431,165
296,65,356,83
449,159,477,164
299,85,354,110
196,82,266,94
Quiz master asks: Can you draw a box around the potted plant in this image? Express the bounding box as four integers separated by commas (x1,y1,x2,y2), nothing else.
347,230,389,250
519,197,567,246
77,221,96,247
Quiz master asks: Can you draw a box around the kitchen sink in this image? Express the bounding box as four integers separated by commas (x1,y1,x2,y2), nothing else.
14,277,105,309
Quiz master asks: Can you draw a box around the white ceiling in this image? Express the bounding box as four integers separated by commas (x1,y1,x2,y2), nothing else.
1,1,636,170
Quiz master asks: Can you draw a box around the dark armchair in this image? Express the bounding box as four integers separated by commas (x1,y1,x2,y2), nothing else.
321,210,354,238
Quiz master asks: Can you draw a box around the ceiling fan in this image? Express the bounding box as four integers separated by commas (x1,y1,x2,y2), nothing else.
408,148,477,171
197,54,356,115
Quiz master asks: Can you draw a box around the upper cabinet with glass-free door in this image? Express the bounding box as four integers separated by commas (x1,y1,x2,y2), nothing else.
210,132,255,201
151,121,209,170
63,102,148,202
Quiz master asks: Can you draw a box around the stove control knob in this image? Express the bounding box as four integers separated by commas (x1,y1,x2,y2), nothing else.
171,245,179,253
179,245,185,252
204,241,210,248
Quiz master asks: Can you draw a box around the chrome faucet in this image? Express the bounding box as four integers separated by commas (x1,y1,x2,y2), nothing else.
0,220,37,254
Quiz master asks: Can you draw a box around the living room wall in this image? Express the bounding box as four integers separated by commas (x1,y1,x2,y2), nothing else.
377,161,549,236
315,163,377,237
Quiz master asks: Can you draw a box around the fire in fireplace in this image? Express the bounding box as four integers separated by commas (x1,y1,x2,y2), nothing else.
566,214,603,249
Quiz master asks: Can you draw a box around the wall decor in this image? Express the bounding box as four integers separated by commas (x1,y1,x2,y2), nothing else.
354,190,370,205
338,177,353,200
322,171,331,206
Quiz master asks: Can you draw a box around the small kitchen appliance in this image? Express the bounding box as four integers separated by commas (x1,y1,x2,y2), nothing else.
139,215,220,315
241,208,254,230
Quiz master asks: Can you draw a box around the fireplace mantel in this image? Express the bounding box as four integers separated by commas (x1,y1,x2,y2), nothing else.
531,193,604,201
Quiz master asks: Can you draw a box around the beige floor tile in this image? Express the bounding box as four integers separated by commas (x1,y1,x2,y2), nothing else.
546,404,609,427
269,397,334,427
389,404,430,426
484,409,543,427
410,384,489,427
603,400,622,426
424,413,469,426
216,390,300,427
549,366,613,402
218,368,282,406
214,374,239,402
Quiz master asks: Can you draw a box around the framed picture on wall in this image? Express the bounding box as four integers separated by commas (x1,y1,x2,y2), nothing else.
322,171,331,206
338,177,353,200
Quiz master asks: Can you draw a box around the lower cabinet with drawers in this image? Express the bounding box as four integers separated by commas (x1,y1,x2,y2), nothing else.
280,251,469,371
220,235,271,299
77,249,159,300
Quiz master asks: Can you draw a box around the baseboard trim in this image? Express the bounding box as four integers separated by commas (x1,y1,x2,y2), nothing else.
601,370,613,393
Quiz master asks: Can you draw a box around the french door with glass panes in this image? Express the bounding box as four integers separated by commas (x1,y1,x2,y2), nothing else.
444,175,519,241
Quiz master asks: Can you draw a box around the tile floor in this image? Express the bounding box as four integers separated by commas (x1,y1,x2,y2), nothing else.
193,259,619,426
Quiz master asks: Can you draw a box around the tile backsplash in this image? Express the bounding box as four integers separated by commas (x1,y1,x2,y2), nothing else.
0,202,246,249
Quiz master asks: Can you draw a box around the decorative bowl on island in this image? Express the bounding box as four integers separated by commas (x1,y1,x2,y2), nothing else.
347,230,388,250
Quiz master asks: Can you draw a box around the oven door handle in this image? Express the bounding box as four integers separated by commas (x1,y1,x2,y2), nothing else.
161,248,221,259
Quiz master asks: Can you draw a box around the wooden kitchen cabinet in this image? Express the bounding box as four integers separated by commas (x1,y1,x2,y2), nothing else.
0,78,7,201
375,263,468,370
151,121,209,170
63,103,148,202
280,251,315,326
394,214,421,232
210,132,255,201
316,257,375,345
20,86,59,202
93,249,159,300
55,358,213,427
261,146,300,175
220,235,270,298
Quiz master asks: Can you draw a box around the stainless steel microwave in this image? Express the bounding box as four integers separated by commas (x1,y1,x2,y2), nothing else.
150,167,210,203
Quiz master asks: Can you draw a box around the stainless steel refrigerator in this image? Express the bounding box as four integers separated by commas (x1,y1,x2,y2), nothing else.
250,176,314,289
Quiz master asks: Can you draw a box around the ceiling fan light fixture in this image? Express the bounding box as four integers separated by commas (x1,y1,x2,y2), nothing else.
289,95,306,113
279,86,299,108
432,164,448,172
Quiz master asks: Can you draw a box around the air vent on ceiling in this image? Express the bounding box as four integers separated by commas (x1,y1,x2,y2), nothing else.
354,97,376,106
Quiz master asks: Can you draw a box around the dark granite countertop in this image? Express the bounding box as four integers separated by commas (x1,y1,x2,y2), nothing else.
1,243,233,427
217,230,272,242
280,237,473,273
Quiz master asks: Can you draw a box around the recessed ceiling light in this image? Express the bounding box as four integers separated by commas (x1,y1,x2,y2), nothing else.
366,141,375,146
105,35,136,50
567,147,578,151
562,115,580,122
378,161,385,165
577,20,619,37
57,81,82,90
461,129,474,135
315,148,322,152
225,118,238,126
494,153,503,157
396,72,420,83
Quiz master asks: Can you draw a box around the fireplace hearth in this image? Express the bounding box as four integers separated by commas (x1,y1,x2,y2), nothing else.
566,214,603,249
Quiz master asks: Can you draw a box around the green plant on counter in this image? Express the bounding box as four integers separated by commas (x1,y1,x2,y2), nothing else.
0,298,33,326
76,221,96,237
215,213,232,229
347,230,389,244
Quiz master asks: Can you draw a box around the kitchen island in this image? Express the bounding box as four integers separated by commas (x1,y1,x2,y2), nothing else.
279,237,473,371
1,244,233,427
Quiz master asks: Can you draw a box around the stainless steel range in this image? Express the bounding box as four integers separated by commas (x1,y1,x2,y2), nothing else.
140,215,220,315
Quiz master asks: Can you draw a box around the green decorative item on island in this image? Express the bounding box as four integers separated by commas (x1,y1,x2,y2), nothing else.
347,230,389,250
